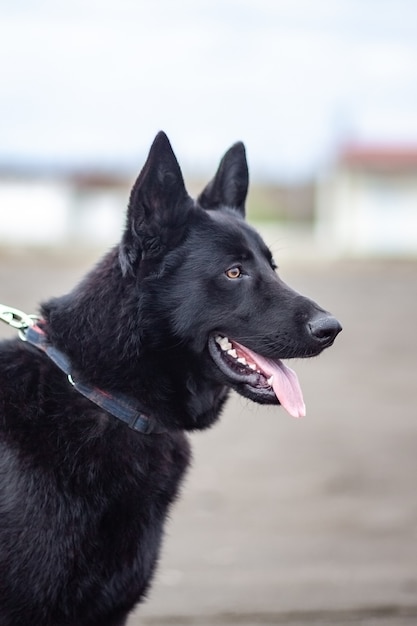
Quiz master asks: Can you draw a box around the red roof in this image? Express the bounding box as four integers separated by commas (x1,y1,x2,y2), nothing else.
339,145,417,170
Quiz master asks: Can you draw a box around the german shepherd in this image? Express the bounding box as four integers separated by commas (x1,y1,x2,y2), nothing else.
0,132,341,625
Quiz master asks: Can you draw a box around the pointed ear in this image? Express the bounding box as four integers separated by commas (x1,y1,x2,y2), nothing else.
198,142,249,217
119,131,191,275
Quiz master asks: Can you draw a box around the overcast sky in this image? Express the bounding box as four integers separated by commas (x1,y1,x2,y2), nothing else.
2,0,417,180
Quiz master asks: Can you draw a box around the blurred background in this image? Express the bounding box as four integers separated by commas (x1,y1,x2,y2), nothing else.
1,1,417,624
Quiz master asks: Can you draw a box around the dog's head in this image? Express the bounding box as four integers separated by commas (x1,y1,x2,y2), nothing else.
119,132,341,418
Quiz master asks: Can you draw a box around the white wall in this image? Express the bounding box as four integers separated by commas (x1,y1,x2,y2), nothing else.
0,179,70,244
0,178,126,246
316,168,417,257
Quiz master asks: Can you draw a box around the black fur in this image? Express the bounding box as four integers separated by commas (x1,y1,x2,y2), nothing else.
0,132,341,625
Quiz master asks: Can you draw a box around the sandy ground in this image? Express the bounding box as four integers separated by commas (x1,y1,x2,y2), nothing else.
0,240,416,626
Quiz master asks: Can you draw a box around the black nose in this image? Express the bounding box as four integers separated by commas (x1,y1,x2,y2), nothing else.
307,314,342,347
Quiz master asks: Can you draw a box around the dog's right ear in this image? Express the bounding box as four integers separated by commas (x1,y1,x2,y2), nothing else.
119,132,191,276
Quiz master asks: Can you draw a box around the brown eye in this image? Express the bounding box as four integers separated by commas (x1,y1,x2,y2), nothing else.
225,266,241,279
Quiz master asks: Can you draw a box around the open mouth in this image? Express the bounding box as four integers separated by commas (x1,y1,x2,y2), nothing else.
208,334,306,418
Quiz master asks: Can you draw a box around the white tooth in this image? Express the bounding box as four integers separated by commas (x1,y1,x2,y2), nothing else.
249,363,257,370
256,369,261,374
237,357,247,365
217,337,232,351
267,376,274,386
227,349,237,358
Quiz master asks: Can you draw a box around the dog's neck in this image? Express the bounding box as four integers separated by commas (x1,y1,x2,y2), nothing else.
23,323,166,435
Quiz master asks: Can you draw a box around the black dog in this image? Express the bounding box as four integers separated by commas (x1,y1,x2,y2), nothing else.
0,132,341,625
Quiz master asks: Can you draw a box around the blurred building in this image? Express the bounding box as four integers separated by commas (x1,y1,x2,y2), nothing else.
316,146,417,257
5,149,417,259
0,169,129,246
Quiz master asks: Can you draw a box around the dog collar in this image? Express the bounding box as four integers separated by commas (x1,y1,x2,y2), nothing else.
22,324,165,435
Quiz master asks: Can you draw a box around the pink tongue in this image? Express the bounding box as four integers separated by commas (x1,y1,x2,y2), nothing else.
233,341,306,418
